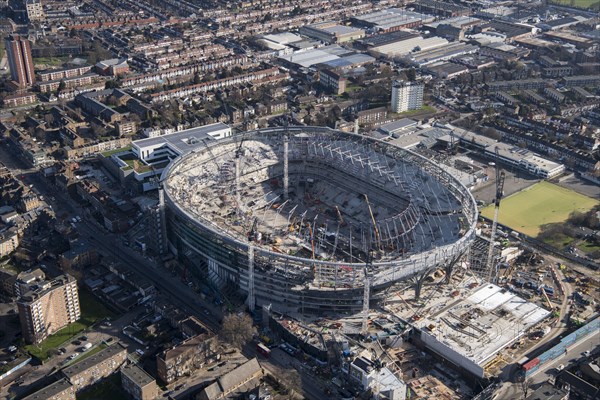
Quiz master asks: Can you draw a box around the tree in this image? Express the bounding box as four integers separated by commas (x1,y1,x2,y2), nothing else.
105,80,121,89
44,113,55,126
57,80,66,93
90,122,108,137
280,368,302,396
218,313,256,349
519,377,531,399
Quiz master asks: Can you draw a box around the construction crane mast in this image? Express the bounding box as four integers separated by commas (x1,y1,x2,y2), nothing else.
485,148,505,283
361,251,372,335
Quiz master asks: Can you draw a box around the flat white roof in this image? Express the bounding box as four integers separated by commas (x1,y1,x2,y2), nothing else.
370,36,448,57
278,45,352,68
261,32,302,45
419,284,550,366
133,123,229,154
523,155,563,172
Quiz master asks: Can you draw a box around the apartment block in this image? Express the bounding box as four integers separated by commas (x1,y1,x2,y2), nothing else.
38,66,93,82
17,274,80,344
319,69,347,95
156,333,216,384
0,229,19,258
121,363,159,400
22,379,75,400
5,34,35,88
391,80,424,113
25,0,45,22
62,343,128,391
3,92,37,108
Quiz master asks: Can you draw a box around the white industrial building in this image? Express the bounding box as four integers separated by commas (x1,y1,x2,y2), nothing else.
417,284,550,378
132,123,231,162
391,80,424,113
441,127,566,179
369,36,448,59
109,123,231,191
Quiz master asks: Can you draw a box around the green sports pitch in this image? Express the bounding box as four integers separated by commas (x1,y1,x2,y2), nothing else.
549,0,599,10
480,181,599,237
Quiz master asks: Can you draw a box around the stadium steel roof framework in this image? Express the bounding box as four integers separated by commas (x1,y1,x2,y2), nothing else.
161,127,478,314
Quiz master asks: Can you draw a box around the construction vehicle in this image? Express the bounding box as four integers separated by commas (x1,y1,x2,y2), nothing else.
485,147,505,283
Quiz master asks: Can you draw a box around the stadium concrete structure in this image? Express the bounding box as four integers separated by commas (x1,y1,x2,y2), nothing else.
161,126,478,315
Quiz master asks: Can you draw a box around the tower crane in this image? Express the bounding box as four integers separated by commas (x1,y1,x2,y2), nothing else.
485,147,505,283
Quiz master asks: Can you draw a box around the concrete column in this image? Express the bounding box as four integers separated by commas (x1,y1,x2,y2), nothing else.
283,136,289,200
247,244,255,312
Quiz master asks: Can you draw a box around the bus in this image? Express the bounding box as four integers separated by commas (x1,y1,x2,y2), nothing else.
256,342,271,358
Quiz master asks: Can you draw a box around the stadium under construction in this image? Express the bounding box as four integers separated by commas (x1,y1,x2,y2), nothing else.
160,126,478,315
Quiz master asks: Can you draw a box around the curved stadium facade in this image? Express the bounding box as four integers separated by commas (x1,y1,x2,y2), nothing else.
161,126,478,315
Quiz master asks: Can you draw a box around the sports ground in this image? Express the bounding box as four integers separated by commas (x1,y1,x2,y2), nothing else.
549,0,599,10
481,181,599,237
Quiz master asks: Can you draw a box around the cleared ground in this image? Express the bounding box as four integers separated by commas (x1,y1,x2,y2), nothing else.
481,181,599,237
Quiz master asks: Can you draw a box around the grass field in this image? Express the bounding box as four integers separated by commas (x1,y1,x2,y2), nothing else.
549,0,599,9
481,181,599,237
32,56,70,67
25,289,115,361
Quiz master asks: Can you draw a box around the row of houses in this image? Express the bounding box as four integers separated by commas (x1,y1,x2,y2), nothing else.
149,68,289,102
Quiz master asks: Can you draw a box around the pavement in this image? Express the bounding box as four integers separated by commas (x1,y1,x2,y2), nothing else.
496,331,599,400
12,157,224,333
241,342,335,400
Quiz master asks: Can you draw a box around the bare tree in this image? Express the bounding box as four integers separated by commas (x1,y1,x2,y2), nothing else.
280,367,302,397
218,313,256,350
519,377,531,399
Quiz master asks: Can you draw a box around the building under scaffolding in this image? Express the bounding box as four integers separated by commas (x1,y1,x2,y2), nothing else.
161,126,478,315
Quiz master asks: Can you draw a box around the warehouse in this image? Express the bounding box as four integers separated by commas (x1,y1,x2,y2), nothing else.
369,36,448,59
351,8,435,32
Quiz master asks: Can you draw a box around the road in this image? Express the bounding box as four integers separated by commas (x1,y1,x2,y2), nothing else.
0,144,325,398
529,331,599,385
244,344,334,400
494,259,577,399
9,156,224,333
1,306,144,399
497,331,599,399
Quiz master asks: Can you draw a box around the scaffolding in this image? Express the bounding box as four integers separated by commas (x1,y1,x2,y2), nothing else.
162,126,478,314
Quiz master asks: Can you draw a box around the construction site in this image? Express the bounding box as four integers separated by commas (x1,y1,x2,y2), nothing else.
161,126,478,315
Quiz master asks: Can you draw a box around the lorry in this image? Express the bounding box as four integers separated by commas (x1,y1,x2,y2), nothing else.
81,343,92,352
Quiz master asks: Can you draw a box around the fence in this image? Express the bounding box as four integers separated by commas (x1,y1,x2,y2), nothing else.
522,317,599,377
